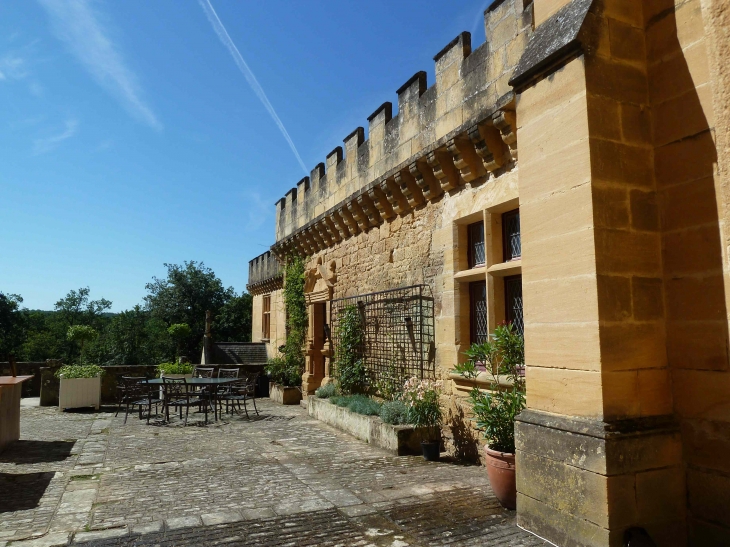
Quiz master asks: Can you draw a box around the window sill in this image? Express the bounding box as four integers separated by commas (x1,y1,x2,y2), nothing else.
449,371,514,396
487,259,522,277
453,266,486,282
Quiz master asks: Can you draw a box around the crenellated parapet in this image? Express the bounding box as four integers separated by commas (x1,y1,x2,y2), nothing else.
272,0,532,256
247,250,283,296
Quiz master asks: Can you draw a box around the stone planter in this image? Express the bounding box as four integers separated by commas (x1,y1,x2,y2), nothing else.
269,383,302,405
59,375,101,411
308,396,432,455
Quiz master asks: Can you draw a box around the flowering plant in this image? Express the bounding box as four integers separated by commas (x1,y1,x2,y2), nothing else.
401,377,443,439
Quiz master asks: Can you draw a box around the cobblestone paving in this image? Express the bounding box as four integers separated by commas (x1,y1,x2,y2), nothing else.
1,400,547,547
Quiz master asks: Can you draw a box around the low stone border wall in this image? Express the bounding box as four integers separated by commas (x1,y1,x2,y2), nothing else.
307,396,430,455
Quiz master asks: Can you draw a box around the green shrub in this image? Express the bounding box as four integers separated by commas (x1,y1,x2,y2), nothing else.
55,364,104,379
265,356,301,387
281,256,307,384
157,362,193,376
334,305,368,394
315,383,338,399
380,400,410,425
328,394,381,416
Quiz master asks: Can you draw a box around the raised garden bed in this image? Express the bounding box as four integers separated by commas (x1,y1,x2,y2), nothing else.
307,396,431,455
269,383,302,405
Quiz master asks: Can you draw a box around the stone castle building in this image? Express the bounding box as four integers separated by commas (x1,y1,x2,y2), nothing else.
247,0,730,545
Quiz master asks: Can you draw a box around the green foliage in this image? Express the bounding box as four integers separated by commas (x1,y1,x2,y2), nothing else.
456,323,526,453
157,362,194,376
265,356,301,387
215,293,253,343
167,323,192,358
281,256,307,384
55,364,104,379
402,377,443,432
380,400,410,425
67,325,98,344
0,292,27,359
315,382,338,399
334,304,367,394
329,394,381,416
6,262,253,367
374,360,408,401
144,261,235,360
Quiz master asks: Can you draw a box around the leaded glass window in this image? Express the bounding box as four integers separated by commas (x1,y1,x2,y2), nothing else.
468,221,486,268
470,282,488,344
505,275,523,335
502,209,521,261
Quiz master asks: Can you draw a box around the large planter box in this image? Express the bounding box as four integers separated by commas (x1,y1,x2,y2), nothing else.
59,376,101,411
308,396,432,455
269,383,302,405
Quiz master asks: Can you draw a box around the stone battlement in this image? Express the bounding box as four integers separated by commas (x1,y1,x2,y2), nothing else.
273,0,532,249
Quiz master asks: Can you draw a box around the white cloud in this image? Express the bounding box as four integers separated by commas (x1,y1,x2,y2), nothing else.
0,54,28,80
33,119,78,155
199,0,308,175
37,0,161,130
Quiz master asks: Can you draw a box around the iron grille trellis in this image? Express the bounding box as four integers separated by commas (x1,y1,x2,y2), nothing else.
329,284,435,385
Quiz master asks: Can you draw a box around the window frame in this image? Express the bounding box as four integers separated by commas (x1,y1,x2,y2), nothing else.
504,275,523,335
469,281,489,345
262,294,271,340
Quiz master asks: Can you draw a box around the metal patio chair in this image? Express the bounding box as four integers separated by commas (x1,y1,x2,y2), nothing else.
161,377,212,426
121,378,161,425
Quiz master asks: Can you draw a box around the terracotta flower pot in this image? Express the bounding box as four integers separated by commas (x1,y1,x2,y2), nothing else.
485,446,516,510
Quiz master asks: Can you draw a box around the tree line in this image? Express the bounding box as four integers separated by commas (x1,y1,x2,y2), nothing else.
0,261,252,366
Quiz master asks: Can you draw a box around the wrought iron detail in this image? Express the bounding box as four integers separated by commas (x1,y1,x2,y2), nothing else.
330,285,435,383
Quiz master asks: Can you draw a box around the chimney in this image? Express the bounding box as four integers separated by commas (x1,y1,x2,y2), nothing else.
203,310,213,364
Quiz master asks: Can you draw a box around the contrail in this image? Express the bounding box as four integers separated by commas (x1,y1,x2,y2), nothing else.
199,0,308,175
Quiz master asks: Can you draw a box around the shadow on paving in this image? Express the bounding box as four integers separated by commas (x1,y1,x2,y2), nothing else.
0,472,55,513
70,488,547,547
0,440,75,464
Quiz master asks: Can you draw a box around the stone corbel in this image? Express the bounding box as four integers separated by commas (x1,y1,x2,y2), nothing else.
338,205,360,237
367,186,395,221
427,149,462,192
447,136,486,183
331,209,352,239
493,110,517,161
315,220,333,248
409,161,442,201
323,215,342,244
294,233,310,256
306,227,324,253
468,124,507,173
394,169,425,209
380,177,410,215
347,200,371,232
357,193,381,226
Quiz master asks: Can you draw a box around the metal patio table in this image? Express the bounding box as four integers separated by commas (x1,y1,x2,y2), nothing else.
144,377,238,422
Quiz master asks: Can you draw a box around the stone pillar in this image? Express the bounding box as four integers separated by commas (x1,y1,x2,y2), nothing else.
513,2,686,544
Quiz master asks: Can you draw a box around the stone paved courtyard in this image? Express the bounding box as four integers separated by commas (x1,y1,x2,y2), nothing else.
0,399,547,546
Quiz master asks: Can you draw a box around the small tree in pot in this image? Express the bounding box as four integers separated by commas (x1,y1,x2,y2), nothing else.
402,377,443,461
454,323,525,509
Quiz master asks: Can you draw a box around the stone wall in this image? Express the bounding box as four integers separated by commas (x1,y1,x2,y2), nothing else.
0,361,59,398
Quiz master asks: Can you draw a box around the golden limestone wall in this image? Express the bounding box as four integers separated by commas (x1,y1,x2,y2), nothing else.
514,0,730,545
251,290,285,358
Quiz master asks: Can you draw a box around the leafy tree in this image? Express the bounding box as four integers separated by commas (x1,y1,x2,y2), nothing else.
0,292,27,359
167,323,192,359
215,292,252,342
54,287,112,330
282,256,306,382
67,325,98,362
144,261,234,361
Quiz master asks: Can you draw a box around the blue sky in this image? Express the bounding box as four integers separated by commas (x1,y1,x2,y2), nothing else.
1,0,492,312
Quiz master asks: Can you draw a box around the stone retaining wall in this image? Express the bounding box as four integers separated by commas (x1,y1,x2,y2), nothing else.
308,396,431,456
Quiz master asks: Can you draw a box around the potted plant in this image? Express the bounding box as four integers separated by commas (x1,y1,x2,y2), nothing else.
157,361,194,379
56,364,104,411
402,377,443,461
266,356,302,405
454,323,525,509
